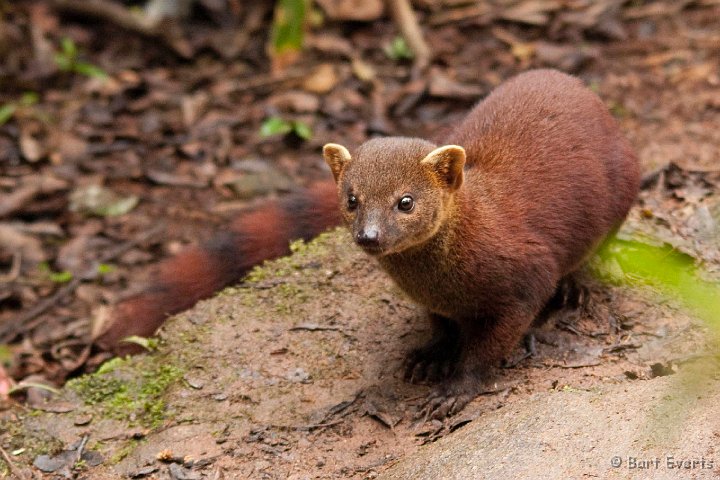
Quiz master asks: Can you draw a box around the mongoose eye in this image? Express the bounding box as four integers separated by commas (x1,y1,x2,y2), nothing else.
397,195,414,212
347,194,358,211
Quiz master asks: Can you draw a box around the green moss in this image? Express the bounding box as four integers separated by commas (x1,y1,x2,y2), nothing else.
288,238,309,254
68,375,126,405
109,439,141,464
272,283,310,314
0,418,64,459
95,356,126,375
73,458,88,472
244,266,269,283
243,231,342,285
67,358,183,428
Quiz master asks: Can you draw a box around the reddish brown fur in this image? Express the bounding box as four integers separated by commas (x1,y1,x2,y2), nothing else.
97,70,639,421
325,69,640,416
95,181,340,352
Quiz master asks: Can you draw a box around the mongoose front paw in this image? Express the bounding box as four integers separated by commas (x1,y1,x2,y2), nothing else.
415,377,480,420
404,338,460,384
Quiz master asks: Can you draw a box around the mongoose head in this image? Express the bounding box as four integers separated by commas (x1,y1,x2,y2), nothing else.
323,137,465,256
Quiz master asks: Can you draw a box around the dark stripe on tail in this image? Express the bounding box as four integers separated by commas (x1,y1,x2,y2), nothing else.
94,180,340,352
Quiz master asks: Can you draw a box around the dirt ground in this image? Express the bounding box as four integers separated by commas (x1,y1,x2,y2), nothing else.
2,0,720,478
4,192,720,478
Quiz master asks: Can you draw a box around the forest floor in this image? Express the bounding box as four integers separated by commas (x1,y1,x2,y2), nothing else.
1,0,720,478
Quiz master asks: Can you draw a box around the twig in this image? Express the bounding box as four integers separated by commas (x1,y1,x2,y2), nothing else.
369,80,392,134
0,251,21,283
429,4,494,26
0,226,163,341
0,444,28,480
268,419,344,432
289,323,343,332
0,185,41,219
0,176,67,219
48,0,193,57
214,3,268,59
386,0,431,70
1,277,81,342
299,419,344,431
228,68,308,93
75,435,89,465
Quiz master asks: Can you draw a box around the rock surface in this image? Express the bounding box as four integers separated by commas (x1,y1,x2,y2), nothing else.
383,363,720,479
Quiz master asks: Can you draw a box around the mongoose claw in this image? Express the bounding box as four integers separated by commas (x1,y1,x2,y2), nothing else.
404,348,454,384
416,384,474,421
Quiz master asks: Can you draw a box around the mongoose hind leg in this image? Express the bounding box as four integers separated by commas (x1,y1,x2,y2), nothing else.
502,331,538,368
404,314,462,384
534,273,589,326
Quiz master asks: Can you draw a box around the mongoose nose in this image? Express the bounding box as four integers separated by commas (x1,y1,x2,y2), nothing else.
356,229,380,247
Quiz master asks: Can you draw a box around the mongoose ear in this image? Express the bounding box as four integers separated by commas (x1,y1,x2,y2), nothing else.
323,143,352,182
420,145,466,191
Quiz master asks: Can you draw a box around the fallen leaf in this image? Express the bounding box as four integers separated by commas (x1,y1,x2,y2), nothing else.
535,42,597,72
267,91,321,112
302,63,339,94
500,0,561,26
52,131,88,163
181,91,209,127
0,223,47,265
19,133,44,162
69,185,139,217
145,170,208,188
428,70,485,99
351,58,376,83
306,33,354,57
315,0,384,21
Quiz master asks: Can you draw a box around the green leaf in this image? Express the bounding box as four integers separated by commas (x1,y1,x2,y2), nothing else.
0,344,12,367
74,62,108,80
0,103,16,126
292,121,313,140
20,91,39,106
260,116,293,137
49,270,73,284
54,52,73,71
61,37,77,59
384,36,414,61
102,195,138,216
54,37,107,80
594,237,720,327
9,381,61,396
270,0,307,55
97,263,116,275
121,335,159,351
38,262,73,283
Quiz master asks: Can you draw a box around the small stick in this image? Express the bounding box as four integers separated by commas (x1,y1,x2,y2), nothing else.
386,0,432,69
2,277,81,342
229,69,308,93
48,0,192,57
75,435,89,465
0,251,21,283
1,226,163,341
0,444,28,480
